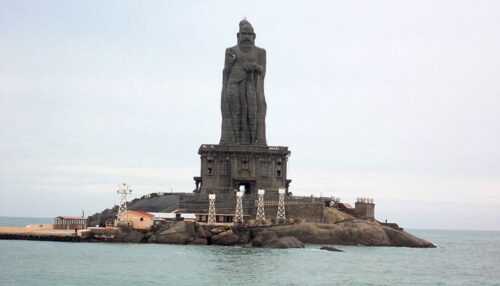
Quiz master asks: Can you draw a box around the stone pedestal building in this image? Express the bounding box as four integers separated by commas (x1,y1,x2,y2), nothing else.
194,144,291,196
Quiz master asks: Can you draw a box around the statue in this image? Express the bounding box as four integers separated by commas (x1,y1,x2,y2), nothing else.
195,20,291,195
220,19,267,146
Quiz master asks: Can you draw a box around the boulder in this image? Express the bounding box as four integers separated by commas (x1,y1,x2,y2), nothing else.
263,236,304,249
195,225,212,239
153,221,196,244
251,230,278,247
115,228,145,243
250,230,304,248
209,226,228,234
212,230,240,246
320,246,343,252
261,221,435,248
383,227,435,248
237,230,251,244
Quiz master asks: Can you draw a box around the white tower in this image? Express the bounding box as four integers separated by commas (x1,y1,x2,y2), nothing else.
256,189,266,224
276,188,286,223
116,183,132,223
208,194,216,224
234,190,244,224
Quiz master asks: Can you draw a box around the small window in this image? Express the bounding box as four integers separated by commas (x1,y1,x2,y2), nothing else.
276,170,281,177
208,167,213,175
277,161,282,166
140,217,144,221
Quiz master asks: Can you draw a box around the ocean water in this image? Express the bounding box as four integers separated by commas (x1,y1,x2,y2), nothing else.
1,217,499,286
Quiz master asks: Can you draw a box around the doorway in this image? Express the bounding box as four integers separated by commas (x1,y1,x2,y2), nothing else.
235,180,255,195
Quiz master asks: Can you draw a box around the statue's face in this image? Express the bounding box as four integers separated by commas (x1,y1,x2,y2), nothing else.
237,32,255,49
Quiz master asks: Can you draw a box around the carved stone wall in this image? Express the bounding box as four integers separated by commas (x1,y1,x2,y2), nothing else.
195,144,291,196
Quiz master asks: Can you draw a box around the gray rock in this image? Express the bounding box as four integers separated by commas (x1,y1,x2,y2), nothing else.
209,226,228,234
383,226,436,248
154,221,196,244
196,226,212,238
237,230,251,244
212,230,240,246
263,236,304,249
115,228,145,243
320,246,343,252
260,222,435,248
250,230,304,248
251,230,278,247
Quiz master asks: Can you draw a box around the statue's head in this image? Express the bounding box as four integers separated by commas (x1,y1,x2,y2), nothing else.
237,19,256,49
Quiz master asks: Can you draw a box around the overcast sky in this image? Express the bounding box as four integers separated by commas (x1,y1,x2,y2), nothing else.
1,0,499,230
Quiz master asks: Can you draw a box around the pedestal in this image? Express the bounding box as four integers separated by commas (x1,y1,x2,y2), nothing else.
193,144,291,196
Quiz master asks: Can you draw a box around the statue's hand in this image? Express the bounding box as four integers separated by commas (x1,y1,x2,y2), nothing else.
243,63,263,73
254,64,263,74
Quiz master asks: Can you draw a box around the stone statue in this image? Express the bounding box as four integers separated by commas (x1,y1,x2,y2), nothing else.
220,19,267,146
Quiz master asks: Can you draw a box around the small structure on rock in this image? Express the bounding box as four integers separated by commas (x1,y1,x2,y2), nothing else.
117,210,154,230
355,198,375,219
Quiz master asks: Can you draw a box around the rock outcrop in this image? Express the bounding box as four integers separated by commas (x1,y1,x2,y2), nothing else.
264,220,435,248
86,206,434,248
265,236,305,248
211,230,240,246
323,208,354,224
91,220,434,248
250,230,304,248
114,227,145,243
150,221,196,244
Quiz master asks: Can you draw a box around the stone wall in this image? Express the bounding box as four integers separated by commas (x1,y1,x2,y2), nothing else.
287,202,324,223
125,192,325,223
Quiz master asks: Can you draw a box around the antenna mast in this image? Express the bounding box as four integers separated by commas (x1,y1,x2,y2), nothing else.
116,183,132,223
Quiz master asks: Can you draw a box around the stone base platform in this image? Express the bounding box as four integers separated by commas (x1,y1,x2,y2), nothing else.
193,144,291,196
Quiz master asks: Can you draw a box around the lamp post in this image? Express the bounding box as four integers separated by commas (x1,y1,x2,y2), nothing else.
234,190,244,224
208,194,216,224
256,189,266,224
276,188,286,224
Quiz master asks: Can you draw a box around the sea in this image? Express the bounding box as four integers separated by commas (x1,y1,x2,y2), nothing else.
1,217,499,286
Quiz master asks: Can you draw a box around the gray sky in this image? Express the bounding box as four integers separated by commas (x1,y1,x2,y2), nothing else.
1,0,499,230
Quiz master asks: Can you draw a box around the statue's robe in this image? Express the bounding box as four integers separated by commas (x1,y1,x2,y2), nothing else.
220,45,267,145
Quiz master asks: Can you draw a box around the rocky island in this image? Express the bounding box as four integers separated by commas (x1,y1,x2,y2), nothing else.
82,202,434,248
0,20,435,250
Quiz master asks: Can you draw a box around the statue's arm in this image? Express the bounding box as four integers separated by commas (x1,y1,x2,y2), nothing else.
254,48,266,78
222,48,236,87
261,49,266,78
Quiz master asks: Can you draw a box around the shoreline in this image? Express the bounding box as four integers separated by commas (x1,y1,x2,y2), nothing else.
0,220,437,248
